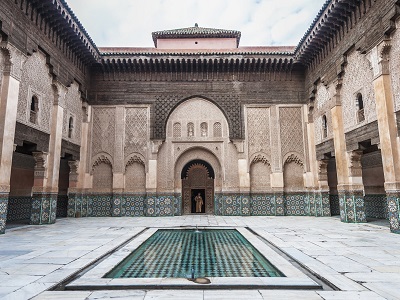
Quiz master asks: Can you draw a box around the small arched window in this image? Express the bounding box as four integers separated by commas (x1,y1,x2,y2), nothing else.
187,122,194,137
30,95,39,124
173,122,181,138
357,93,365,122
213,122,222,137
200,122,208,137
322,115,327,139
68,116,74,138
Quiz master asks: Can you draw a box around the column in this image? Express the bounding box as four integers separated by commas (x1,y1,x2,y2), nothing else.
112,107,124,217
314,159,331,217
30,81,66,225
31,151,57,224
0,45,25,233
67,160,81,217
371,40,400,233
233,140,251,216
331,80,366,223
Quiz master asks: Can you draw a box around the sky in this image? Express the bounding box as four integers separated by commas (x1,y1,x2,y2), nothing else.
65,0,326,48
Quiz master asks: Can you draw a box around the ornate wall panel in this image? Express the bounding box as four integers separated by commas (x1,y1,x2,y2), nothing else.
279,107,304,161
250,160,272,192
62,82,82,145
247,107,270,158
125,162,146,192
155,94,241,139
342,50,376,132
314,83,334,144
91,107,116,158
125,107,148,159
17,52,53,133
92,162,113,192
283,160,304,192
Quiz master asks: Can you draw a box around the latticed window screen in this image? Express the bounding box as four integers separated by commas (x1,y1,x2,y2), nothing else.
213,122,222,137
173,122,181,137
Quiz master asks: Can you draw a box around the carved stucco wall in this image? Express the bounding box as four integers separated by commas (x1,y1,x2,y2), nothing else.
158,97,237,192
390,18,400,112
125,107,148,160
0,49,5,89
91,107,116,160
92,162,113,192
17,51,53,133
313,83,334,144
341,49,377,132
279,107,305,162
125,162,146,192
250,160,271,192
247,107,270,159
283,160,304,192
62,81,82,145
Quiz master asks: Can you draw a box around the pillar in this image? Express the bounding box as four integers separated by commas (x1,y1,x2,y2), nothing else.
30,81,66,225
314,159,331,217
0,44,25,233
331,79,366,223
371,40,400,233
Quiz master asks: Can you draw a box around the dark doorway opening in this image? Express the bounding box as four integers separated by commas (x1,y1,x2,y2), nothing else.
191,189,205,213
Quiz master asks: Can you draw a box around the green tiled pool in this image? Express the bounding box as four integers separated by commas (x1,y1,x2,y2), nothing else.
105,229,284,278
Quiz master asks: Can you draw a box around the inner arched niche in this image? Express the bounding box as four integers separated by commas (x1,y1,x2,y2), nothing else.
166,97,229,139
174,147,222,215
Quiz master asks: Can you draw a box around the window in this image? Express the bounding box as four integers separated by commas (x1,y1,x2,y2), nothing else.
213,122,222,137
68,116,74,138
200,122,208,137
322,115,327,139
357,93,365,122
173,122,181,137
30,95,39,124
187,122,194,137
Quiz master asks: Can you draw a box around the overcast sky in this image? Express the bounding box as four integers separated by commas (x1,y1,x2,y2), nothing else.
66,0,326,48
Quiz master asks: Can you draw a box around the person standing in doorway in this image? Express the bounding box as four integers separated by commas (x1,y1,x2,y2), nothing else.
195,193,203,213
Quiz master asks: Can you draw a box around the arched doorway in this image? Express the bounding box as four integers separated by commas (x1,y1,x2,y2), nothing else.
181,160,214,214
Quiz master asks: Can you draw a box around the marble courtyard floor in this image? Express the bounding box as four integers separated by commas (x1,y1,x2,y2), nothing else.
0,216,399,300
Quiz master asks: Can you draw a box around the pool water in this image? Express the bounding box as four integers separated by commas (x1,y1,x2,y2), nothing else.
105,229,284,278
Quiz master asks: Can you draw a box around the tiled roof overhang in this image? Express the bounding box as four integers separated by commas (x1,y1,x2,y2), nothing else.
152,25,242,47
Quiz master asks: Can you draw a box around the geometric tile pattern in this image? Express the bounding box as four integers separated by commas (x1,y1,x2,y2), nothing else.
6,197,31,221
339,191,367,223
386,193,400,234
250,194,276,216
0,195,8,234
364,195,387,219
105,229,283,278
330,194,340,216
56,195,68,218
30,193,57,225
62,192,357,219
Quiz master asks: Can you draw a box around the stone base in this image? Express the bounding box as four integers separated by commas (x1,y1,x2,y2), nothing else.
0,194,8,234
338,191,367,223
387,194,400,234
30,193,57,225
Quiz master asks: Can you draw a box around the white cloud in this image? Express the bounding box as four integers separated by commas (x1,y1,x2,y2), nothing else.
65,0,325,47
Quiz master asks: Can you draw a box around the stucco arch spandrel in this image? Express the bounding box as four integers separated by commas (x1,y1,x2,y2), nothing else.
91,153,113,174
124,153,146,172
166,96,230,138
283,152,305,169
154,95,241,140
174,147,222,191
249,152,271,171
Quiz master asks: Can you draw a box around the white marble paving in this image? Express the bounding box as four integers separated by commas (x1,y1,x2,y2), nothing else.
0,216,398,299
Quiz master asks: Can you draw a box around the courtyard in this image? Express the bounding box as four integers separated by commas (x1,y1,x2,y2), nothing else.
0,216,399,299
